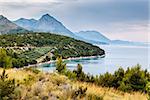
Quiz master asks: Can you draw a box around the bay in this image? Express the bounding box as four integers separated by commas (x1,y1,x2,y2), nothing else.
38,45,150,75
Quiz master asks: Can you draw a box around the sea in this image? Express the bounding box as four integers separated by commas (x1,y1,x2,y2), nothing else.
38,45,150,75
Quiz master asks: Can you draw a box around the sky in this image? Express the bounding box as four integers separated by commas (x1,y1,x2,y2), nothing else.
0,0,149,42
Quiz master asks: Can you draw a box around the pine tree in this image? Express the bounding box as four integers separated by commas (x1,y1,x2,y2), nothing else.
56,57,66,73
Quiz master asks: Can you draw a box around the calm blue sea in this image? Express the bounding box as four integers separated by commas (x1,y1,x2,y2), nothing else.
38,45,150,75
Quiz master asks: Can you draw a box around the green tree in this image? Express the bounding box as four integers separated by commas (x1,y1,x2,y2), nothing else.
56,57,66,73
98,72,114,87
112,67,124,88
118,65,147,92
0,49,12,68
0,69,16,99
73,64,85,81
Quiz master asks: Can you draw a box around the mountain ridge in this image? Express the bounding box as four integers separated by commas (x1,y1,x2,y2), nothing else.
1,14,146,46
0,15,28,34
13,14,112,44
14,14,75,37
74,30,111,44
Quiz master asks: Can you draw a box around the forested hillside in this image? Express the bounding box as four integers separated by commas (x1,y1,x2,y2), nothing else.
0,32,105,68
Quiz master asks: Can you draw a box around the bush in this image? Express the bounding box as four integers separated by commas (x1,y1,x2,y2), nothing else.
60,63,150,93
146,82,150,100
72,86,87,99
0,49,12,68
98,72,114,87
0,69,16,99
118,65,147,92
64,70,77,80
56,57,66,73
73,64,86,81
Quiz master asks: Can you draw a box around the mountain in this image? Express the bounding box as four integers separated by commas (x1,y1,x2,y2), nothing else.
111,40,148,46
14,14,75,37
0,15,28,34
74,31,111,44
13,14,146,46
13,18,37,31
14,14,111,44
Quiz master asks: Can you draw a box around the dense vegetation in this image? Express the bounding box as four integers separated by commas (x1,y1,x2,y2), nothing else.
0,48,37,68
0,32,105,59
0,32,105,68
56,57,150,93
146,82,150,99
0,70,16,99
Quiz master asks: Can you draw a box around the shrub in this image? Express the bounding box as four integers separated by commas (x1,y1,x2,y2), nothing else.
0,49,12,68
73,64,86,81
0,69,16,99
87,94,103,100
98,72,114,87
64,70,77,80
112,67,124,88
60,63,150,93
118,65,147,92
56,57,66,73
72,86,87,99
146,82,150,100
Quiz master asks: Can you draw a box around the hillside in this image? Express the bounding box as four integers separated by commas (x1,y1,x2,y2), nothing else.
0,15,28,34
0,68,147,100
0,32,105,67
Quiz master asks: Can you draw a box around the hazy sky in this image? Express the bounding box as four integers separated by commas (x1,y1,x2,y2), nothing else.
0,0,149,42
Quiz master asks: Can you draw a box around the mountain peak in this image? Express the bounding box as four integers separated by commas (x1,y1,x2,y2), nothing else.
18,18,26,20
0,15,28,34
14,14,74,37
41,14,54,19
44,13,50,16
0,15,6,20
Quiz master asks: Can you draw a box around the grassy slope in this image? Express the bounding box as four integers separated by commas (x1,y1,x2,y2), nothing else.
74,82,147,100
0,68,147,100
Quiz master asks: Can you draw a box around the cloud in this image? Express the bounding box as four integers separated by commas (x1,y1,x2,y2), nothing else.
0,0,55,3
0,0,62,20
101,22,149,42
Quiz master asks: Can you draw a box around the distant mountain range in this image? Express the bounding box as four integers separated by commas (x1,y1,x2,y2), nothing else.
74,31,111,44
0,15,28,34
14,14,74,37
14,14,111,44
0,14,147,46
110,40,148,46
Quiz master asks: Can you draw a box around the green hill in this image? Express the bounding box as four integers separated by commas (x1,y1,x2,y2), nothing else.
0,32,105,67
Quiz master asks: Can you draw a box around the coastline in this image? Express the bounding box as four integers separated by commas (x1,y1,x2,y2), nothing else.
25,54,105,68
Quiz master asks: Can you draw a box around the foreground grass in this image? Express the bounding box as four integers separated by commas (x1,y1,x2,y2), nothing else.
0,68,148,100
74,82,147,100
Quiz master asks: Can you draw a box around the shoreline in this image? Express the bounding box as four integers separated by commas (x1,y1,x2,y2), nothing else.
25,54,105,68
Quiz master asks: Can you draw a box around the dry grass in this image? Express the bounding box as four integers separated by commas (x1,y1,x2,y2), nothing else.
0,68,148,100
0,68,33,81
73,81,148,100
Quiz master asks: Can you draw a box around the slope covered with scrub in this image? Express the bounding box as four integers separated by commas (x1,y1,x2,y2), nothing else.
0,68,147,100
